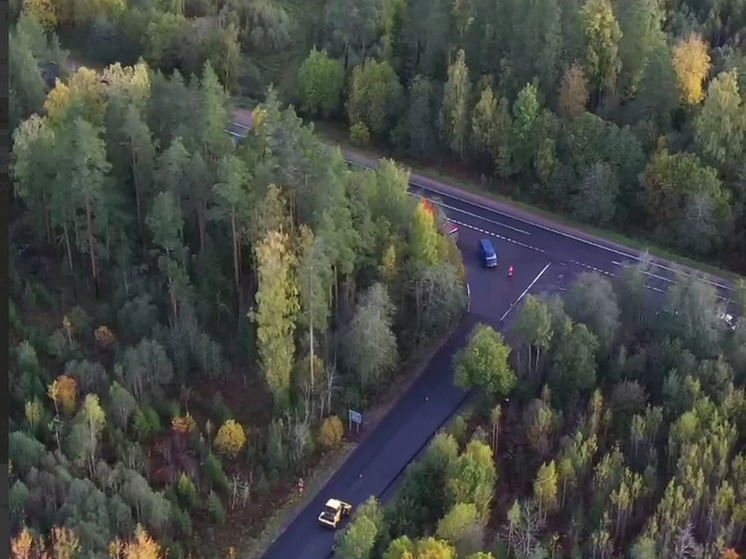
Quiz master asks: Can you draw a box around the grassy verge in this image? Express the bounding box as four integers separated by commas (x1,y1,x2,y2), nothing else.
310,120,745,285
241,442,357,559
239,310,469,559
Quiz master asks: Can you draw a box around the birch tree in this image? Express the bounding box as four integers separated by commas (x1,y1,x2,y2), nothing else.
253,230,299,410
297,226,332,398
441,49,471,159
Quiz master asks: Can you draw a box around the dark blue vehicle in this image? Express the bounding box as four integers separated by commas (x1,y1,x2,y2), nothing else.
479,238,497,268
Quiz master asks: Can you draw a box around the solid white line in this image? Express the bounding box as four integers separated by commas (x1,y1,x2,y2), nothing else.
406,176,734,293
450,219,545,253
500,263,552,323
230,126,735,295
642,269,675,284
409,192,530,235
437,201,531,235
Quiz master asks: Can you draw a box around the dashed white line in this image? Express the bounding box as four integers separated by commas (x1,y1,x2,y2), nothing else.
451,219,545,253
564,260,727,301
409,193,531,235
439,202,531,235
407,175,735,294
227,125,737,305
569,260,615,277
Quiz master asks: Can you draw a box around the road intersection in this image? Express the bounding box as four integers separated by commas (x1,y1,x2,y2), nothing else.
224,114,741,559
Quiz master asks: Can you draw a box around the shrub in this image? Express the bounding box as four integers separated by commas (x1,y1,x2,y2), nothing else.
172,504,193,537
318,415,344,450
211,393,231,425
133,405,161,440
204,453,230,493
94,325,116,349
67,306,92,339
207,490,226,524
350,122,371,146
215,419,247,458
176,473,198,510
171,414,197,434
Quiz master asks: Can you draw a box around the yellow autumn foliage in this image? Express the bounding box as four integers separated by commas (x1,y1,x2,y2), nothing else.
672,33,711,105
108,524,163,559
10,526,35,559
44,68,107,126
25,398,44,431
10,526,80,559
48,375,78,415
94,325,116,349
22,0,58,29
171,414,197,434
318,415,344,450
214,419,247,458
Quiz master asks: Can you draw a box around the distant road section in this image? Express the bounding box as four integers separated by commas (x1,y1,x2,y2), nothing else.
225,108,741,559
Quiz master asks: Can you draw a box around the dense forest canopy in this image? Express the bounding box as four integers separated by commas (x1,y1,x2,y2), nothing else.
333,269,746,559
8,0,746,556
10,0,746,272
8,15,467,556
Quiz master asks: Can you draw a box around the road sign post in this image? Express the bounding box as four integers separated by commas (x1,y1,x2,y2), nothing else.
348,409,362,433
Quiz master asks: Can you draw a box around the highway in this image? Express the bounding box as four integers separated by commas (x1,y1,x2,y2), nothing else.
344,151,736,305
225,113,740,559
229,111,737,307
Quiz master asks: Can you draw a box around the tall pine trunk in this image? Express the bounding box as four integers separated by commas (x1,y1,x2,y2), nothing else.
130,139,143,233
231,209,239,292
42,193,52,243
85,196,99,296
63,222,74,274
198,200,206,254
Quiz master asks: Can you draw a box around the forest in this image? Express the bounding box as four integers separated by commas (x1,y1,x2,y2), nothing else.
10,0,746,273
331,267,746,559
8,12,467,558
8,0,746,556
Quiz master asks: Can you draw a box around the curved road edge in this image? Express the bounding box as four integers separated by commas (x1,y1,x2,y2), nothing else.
254,285,473,558
228,109,740,298
340,150,737,295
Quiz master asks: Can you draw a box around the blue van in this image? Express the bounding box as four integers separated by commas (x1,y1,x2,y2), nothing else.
479,239,497,268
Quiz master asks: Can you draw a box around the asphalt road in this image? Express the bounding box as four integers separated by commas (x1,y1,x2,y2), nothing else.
225,115,741,559
344,152,737,305
228,112,737,308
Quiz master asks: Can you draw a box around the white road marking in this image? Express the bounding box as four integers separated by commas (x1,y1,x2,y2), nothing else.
405,174,734,294
436,201,531,235
409,192,530,235
451,219,544,253
500,263,552,322
569,260,615,277
227,122,737,301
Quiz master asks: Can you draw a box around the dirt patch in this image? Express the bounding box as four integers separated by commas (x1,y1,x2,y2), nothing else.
194,369,274,429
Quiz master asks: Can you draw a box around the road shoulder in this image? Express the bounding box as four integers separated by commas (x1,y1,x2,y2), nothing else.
242,313,471,559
